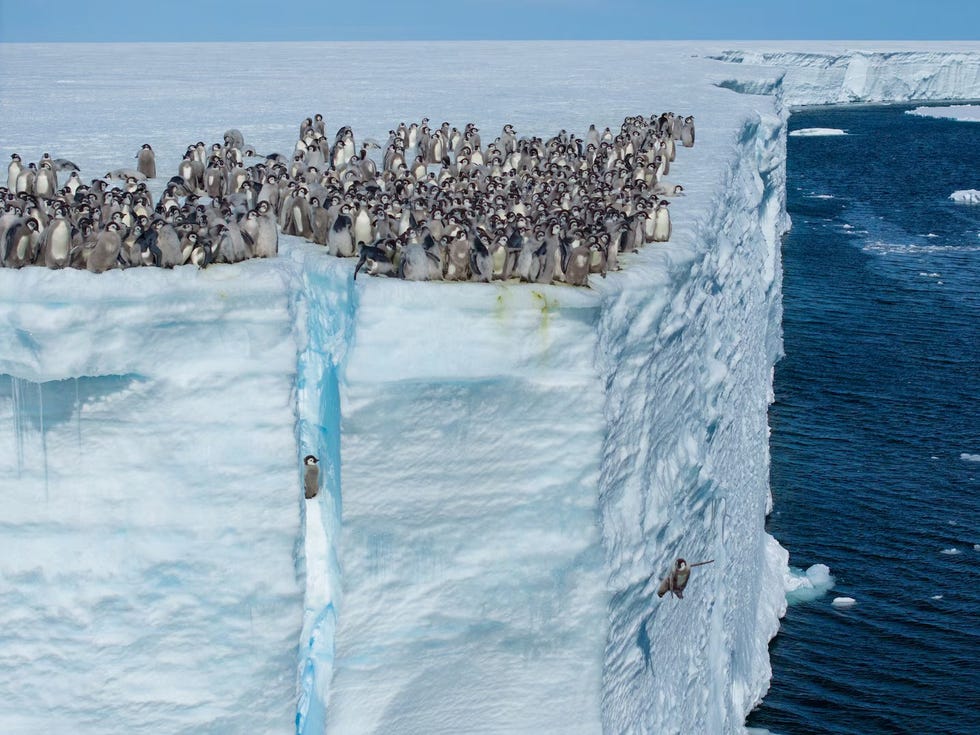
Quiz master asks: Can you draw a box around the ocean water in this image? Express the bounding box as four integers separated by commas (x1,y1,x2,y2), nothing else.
748,105,980,734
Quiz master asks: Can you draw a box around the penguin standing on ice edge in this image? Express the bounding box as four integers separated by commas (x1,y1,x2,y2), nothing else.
304,455,319,499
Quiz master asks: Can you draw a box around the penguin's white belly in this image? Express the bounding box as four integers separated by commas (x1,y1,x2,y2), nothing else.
50,225,70,260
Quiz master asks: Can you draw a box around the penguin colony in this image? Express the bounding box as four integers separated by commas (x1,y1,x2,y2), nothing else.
1,112,695,284
1,136,277,272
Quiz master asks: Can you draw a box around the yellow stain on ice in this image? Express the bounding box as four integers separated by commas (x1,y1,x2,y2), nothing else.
531,290,558,333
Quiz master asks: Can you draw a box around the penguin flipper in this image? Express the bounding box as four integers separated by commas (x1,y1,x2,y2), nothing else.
148,242,163,267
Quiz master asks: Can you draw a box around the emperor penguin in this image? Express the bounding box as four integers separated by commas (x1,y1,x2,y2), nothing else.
242,206,279,258
204,159,226,198
215,220,251,263
680,116,695,148
65,170,83,198
353,241,395,279
40,210,73,268
563,239,592,286
223,128,245,150
86,221,122,273
153,220,183,267
178,153,205,195
304,455,319,499
442,232,469,281
352,201,374,249
8,153,23,190
653,182,684,198
657,558,691,599
136,144,156,179
3,217,40,268
189,237,213,268
15,162,37,195
515,229,540,282
498,124,517,154
34,161,58,200
283,188,313,238
326,204,354,257
470,230,493,282
398,240,430,281
652,200,671,242
308,196,330,245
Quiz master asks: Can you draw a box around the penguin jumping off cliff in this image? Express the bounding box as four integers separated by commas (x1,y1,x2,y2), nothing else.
657,558,714,599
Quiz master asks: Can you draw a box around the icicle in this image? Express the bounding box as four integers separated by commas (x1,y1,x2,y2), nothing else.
12,376,25,477
38,381,49,501
75,376,81,450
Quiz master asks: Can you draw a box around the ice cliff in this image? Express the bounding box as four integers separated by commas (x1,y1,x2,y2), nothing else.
2,42,980,735
708,43,980,105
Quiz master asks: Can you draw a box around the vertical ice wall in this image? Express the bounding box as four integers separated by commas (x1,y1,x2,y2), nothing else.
324,283,609,733
0,266,305,733
595,110,789,734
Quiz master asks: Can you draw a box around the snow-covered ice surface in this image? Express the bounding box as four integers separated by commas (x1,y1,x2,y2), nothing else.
949,189,980,204
908,104,980,122
2,41,980,735
788,128,847,136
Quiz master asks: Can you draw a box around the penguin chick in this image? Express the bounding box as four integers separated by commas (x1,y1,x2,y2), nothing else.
657,558,691,599
136,144,156,179
304,455,319,499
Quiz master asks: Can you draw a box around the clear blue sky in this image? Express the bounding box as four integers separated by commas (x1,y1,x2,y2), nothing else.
1,0,977,42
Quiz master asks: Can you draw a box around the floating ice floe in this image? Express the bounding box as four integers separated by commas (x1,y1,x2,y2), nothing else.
831,597,857,608
960,453,980,462
907,104,980,123
941,548,962,555
949,189,980,204
931,595,943,600
789,127,848,136
784,563,834,604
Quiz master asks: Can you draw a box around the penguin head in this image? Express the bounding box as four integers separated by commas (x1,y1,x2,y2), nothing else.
676,558,687,570
304,455,318,465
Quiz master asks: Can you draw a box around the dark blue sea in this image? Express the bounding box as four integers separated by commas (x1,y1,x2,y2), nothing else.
748,105,980,735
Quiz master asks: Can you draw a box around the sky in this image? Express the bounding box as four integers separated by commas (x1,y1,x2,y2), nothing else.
1,1,979,42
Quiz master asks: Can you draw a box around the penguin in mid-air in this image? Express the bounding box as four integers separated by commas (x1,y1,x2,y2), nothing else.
657,558,713,599
304,455,319,499
657,559,691,599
